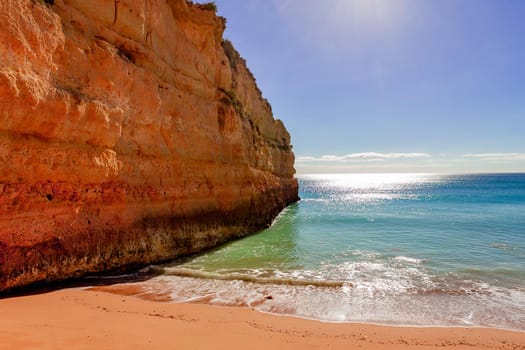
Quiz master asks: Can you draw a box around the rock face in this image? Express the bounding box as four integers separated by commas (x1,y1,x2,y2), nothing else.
0,0,298,292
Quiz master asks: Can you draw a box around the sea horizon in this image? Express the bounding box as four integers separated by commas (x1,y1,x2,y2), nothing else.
296,171,525,175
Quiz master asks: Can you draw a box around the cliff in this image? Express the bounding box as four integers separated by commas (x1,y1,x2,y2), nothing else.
0,0,298,292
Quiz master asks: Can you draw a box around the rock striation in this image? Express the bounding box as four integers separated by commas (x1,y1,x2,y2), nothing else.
0,0,298,292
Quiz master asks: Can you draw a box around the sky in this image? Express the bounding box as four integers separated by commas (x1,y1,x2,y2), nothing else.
209,0,525,173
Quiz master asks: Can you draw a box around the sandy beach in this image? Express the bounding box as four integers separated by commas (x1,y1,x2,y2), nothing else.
0,287,523,350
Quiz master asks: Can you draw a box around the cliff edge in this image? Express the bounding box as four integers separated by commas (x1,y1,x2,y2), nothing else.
0,0,298,292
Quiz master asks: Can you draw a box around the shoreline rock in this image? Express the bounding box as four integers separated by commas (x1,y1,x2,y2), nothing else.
0,0,298,292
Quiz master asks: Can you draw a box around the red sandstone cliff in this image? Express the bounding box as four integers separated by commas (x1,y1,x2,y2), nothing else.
0,0,298,292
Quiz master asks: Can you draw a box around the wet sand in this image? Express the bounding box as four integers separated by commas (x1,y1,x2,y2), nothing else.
0,287,523,350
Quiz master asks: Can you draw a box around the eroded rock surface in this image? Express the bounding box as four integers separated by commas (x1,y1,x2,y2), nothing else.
0,0,298,291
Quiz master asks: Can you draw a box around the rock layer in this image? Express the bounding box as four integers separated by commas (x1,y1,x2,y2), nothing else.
0,0,298,292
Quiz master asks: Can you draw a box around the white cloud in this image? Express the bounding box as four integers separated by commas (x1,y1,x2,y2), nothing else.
295,156,318,161
463,153,525,161
296,152,431,162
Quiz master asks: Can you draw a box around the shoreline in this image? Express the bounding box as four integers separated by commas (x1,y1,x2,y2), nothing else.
88,272,525,332
95,283,525,335
92,282,525,334
256,310,525,334
1,287,524,350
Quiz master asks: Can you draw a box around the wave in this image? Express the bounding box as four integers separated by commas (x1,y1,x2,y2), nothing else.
160,264,498,298
162,267,347,288
393,256,424,264
269,204,295,227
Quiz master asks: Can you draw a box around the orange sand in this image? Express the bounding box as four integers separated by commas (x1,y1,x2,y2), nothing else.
0,288,523,350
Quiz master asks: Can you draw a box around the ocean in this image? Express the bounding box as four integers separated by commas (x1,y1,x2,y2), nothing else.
123,173,525,330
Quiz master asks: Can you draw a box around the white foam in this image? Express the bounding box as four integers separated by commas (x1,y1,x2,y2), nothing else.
393,256,424,264
125,272,525,331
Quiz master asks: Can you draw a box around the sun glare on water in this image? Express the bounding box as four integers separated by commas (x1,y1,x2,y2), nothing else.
300,173,434,190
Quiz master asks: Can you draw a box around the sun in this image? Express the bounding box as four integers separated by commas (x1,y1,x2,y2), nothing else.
277,0,408,49
331,0,405,33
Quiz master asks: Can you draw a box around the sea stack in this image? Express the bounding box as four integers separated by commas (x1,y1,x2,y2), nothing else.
0,0,298,292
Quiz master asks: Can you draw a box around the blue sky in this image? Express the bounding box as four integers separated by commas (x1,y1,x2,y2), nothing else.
211,0,525,173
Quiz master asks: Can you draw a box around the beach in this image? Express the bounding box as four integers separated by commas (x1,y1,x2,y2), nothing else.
1,287,523,350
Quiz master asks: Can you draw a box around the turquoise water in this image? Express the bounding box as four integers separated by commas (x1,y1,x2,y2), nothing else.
140,174,525,330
